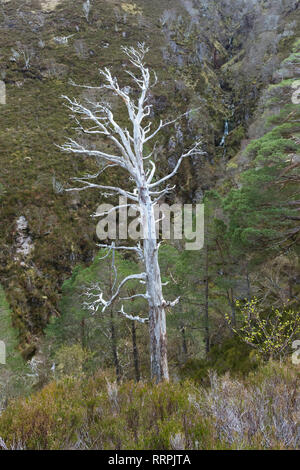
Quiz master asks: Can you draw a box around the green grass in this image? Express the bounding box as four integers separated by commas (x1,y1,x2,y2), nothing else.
0,286,31,401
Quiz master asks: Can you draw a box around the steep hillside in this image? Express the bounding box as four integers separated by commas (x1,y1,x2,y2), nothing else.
0,0,299,357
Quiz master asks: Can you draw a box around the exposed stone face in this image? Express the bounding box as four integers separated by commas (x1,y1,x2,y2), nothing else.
15,216,34,260
40,0,63,11
0,0,63,10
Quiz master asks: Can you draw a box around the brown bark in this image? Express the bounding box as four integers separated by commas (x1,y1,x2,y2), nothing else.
110,308,121,383
131,320,140,382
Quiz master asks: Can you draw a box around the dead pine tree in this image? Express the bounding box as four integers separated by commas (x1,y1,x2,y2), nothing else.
60,43,202,382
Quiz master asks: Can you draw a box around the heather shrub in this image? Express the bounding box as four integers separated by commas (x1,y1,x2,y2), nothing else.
192,366,299,449
0,362,298,450
53,344,94,379
0,378,87,449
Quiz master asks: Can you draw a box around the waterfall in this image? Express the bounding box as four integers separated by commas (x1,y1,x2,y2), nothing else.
219,120,229,147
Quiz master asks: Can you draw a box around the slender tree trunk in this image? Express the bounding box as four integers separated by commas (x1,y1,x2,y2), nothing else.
109,308,121,383
140,186,169,383
180,322,188,362
131,320,140,382
204,244,210,355
229,287,236,329
246,270,251,301
226,289,235,335
288,277,293,300
80,318,86,349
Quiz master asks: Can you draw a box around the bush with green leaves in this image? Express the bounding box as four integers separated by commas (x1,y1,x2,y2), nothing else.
226,298,300,360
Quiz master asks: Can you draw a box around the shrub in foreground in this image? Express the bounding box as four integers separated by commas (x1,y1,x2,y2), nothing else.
0,362,298,450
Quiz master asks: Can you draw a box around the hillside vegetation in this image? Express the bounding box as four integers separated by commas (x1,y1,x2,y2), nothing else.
0,361,299,450
0,0,299,451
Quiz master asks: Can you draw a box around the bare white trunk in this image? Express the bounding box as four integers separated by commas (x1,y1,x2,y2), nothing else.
139,185,169,382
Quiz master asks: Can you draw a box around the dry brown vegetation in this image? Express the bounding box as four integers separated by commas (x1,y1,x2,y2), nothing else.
0,361,298,450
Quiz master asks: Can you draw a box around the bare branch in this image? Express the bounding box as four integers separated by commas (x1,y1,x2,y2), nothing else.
163,297,181,308
97,242,144,260
65,179,138,202
106,272,147,309
92,203,136,218
144,108,201,143
119,305,149,324
150,142,204,189
120,293,149,301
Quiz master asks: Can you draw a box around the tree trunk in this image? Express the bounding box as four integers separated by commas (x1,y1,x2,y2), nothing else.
80,318,86,349
204,244,210,355
139,186,169,383
110,308,122,383
229,288,236,329
180,322,188,362
131,320,140,382
246,270,251,301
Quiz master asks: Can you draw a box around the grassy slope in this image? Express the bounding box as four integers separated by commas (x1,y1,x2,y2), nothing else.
0,285,30,404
